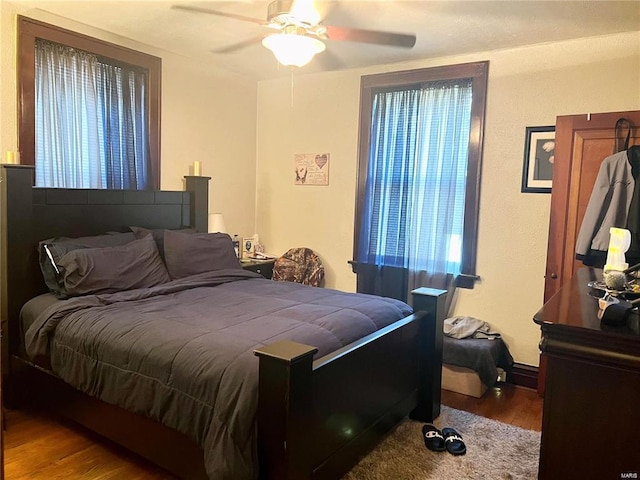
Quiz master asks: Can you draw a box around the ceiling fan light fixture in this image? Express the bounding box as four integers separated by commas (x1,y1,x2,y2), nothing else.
262,32,325,67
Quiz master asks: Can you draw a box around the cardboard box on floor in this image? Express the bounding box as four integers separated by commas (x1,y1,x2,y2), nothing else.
442,364,506,398
442,364,487,398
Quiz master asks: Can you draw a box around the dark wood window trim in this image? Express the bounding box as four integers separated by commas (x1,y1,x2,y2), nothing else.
354,61,489,289
17,15,162,189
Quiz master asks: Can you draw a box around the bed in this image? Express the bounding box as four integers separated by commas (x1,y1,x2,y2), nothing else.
0,164,447,480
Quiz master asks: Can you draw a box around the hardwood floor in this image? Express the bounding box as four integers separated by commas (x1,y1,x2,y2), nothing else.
441,383,543,432
3,384,542,479
4,407,174,479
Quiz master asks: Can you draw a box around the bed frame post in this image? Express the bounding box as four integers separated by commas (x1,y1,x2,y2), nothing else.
254,340,318,480
410,287,447,422
1,165,35,368
184,175,210,233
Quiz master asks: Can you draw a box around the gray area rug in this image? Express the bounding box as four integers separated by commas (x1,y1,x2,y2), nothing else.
343,406,540,480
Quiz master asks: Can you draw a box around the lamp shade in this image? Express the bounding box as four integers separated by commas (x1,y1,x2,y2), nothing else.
262,33,325,67
208,213,227,233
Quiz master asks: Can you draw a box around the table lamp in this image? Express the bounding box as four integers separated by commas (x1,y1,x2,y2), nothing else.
208,213,227,233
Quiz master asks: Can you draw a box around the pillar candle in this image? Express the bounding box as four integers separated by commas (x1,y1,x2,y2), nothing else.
193,161,202,176
4,150,20,165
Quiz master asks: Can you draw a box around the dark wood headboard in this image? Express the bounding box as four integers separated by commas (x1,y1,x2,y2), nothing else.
0,164,210,361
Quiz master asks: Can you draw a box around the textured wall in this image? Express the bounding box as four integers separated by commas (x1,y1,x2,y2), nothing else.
256,31,640,366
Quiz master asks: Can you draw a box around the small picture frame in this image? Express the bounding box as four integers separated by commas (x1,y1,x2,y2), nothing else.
522,126,555,193
241,237,255,259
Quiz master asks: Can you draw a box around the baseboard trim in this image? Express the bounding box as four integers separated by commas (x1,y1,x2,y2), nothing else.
508,363,538,389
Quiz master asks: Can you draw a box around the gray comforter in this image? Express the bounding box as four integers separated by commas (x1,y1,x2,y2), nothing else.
23,269,412,480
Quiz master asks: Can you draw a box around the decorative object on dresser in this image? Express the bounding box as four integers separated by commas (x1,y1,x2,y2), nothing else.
0,164,447,480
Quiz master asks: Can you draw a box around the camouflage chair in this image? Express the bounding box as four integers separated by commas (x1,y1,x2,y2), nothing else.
272,247,325,287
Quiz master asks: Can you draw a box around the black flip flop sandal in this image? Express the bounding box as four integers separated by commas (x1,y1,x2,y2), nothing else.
442,427,467,455
422,424,446,452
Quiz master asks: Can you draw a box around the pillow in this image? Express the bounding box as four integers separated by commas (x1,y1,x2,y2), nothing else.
130,226,197,260
39,232,137,296
57,234,171,297
163,230,241,279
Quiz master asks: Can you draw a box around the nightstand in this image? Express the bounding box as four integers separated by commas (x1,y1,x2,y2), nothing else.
241,259,276,279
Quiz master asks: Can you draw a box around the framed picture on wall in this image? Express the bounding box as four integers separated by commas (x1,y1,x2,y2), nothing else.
522,126,555,193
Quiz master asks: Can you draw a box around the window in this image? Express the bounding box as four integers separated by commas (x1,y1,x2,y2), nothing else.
18,16,161,189
354,62,488,294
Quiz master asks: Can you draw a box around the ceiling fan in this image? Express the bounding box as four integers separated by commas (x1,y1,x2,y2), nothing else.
172,0,417,67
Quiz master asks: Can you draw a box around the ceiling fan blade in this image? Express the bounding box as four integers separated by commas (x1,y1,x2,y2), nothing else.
171,4,266,25
211,36,264,54
324,25,416,48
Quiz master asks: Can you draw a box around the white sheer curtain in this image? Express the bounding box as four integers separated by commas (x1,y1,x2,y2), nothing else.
357,79,472,301
406,80,472,293
35,40,106,188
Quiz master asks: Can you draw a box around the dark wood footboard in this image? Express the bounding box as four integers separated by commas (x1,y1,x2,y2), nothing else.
254,288,446,480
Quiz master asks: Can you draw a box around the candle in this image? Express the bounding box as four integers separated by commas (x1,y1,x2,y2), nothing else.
193,161,202,176
4,151,21,164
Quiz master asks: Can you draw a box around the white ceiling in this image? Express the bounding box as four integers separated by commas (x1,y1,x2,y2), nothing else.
17,0,640,81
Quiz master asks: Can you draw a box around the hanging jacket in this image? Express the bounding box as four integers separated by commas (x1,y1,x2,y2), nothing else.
623,146,640,259
575,149,637,266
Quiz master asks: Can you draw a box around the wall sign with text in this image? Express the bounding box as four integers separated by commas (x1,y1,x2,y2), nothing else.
294,153,330,186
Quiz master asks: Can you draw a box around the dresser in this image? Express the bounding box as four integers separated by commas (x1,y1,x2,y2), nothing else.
0,330,3,480
534,267,640,479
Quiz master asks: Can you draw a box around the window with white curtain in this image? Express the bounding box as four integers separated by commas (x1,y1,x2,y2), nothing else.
35,39,150,189
18,16,161,189
353,62,488,301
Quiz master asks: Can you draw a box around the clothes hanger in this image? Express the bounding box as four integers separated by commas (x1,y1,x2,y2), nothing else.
615,117,631,154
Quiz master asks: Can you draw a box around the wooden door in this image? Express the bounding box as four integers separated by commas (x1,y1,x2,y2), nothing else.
545,111,640,300
541,110,640,393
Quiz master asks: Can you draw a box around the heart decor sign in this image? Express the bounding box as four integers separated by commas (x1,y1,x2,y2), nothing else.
315,154,328,169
